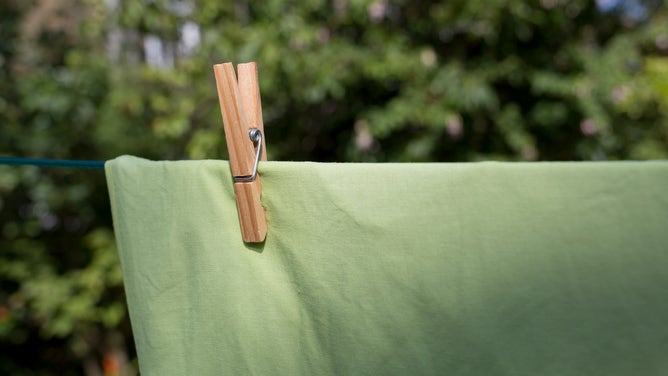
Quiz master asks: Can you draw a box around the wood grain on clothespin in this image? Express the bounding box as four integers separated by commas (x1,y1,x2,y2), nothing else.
213,62,267,243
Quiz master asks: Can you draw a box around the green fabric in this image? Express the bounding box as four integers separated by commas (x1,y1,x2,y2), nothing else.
106,155,668,375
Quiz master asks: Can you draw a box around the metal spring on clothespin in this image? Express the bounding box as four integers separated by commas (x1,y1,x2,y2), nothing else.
233,129,263,183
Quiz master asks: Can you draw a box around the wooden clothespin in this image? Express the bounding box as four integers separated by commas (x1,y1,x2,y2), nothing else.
213,62,267,243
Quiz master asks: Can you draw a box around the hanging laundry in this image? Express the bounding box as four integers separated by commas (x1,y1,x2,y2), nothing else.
106,155,668,375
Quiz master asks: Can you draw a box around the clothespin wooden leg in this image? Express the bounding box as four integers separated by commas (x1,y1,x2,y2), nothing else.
213,62,267,243
237,63,267,163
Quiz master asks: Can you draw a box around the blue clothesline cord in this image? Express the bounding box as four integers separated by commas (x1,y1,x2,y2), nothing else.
0,157,105,170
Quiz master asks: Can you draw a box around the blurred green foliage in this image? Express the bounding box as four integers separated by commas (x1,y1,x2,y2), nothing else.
1,0,667,374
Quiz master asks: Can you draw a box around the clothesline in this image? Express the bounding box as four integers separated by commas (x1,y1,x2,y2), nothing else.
0,157,105,170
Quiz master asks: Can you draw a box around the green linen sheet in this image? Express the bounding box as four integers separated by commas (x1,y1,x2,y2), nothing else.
106,156,668,375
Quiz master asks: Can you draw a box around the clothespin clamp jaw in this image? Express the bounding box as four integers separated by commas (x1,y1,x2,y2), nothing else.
213,62,267,243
